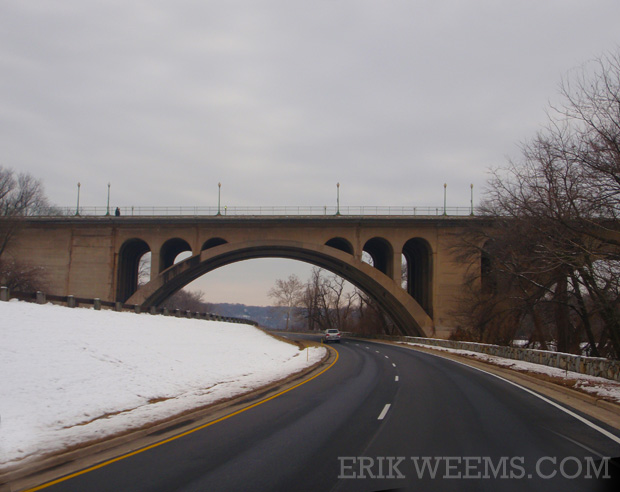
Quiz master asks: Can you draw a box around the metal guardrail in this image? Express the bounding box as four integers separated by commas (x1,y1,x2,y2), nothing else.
47,205,478,217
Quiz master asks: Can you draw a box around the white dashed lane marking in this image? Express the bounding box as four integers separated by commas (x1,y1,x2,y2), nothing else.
378,404,391,420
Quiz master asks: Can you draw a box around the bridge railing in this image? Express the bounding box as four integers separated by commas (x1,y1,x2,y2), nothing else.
45,205,478,217
0,286,258,327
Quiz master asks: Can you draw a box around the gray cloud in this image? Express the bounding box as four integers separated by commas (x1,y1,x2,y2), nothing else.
2,0,620,303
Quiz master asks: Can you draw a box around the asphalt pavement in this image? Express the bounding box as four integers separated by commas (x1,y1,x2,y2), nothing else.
24,336,620,492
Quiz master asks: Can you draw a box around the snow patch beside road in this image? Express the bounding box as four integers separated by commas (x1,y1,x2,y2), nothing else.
0,301,326,470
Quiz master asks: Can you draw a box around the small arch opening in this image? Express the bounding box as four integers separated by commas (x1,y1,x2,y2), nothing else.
117,238,151,302
202,238,228,251
325,237,354,255
363,237,393,276
160,238,192,272
403,238,432,316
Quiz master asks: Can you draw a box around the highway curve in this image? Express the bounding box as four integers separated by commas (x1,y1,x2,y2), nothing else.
28,336,620,492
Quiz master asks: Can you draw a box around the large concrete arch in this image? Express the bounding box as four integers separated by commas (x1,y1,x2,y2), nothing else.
127,239,433,337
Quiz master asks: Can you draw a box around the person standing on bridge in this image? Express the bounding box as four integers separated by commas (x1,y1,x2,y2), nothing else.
115,207,121,217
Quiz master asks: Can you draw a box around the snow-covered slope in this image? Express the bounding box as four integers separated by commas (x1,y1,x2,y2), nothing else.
0,300,325,469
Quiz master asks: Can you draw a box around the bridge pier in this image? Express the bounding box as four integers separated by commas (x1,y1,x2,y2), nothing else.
150,250,160,280
389,253,403,286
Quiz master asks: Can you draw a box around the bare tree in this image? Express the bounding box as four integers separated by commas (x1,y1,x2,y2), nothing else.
300,268,358,332
321,271,357,331
0,168,49,216
137,252,152,286
0,258,47,292
300,268,324,331
0,167,51,291
268,274,305,330
0,167,50,258
353,288,398,336
458,50,620,358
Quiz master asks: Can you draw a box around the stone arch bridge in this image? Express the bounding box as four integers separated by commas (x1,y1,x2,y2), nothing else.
7,215,486,338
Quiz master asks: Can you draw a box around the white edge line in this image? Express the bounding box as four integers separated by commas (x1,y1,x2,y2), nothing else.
420,350,620,446
378,403,391,420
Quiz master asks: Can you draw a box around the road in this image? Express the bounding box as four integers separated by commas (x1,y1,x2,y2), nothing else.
32,336,620,492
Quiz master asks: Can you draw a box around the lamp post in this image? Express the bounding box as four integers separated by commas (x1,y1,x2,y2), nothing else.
76,182,81,216
443,183,447,216
336,182,340,215
217,182,221,216
106,182,111,216
470,183,474,215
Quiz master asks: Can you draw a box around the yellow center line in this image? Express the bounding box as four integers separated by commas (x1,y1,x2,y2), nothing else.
25,347,340,491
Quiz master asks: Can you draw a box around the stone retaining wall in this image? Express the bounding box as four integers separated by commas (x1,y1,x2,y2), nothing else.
407,337,620,382
347,332,620,382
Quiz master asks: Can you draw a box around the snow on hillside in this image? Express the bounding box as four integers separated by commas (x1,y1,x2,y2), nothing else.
0,300,326,470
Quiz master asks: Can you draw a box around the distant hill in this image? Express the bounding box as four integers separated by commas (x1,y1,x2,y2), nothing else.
206,303,302,331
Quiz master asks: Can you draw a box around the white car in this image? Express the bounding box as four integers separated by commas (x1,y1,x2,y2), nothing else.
323,328,341,343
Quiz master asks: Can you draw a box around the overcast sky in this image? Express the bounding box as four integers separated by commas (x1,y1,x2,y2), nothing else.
2,1,620,305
